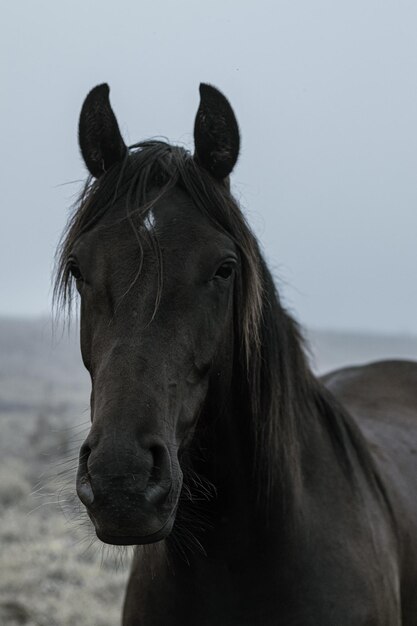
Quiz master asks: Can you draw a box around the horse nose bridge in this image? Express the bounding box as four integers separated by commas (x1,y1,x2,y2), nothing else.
94,339,169,390
87,339,177,462
85,388,173,472
91,343,172,420
96,340,151,377
87,432,153,478
91,386,169,438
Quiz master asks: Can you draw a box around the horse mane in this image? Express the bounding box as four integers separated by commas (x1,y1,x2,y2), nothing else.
54,140,387,513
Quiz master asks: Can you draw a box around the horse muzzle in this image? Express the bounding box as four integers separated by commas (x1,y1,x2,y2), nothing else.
76,437,182,545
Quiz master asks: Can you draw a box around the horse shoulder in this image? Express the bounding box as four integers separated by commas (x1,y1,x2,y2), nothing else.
321,359,417,490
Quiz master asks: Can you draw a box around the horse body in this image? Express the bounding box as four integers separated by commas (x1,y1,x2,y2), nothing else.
57,82,417,624
325,360,417,624
123,360,417,625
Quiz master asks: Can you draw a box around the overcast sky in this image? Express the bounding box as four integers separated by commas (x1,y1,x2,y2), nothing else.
1,0,417,333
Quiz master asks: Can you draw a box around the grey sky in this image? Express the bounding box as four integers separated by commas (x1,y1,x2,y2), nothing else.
1,0,416,333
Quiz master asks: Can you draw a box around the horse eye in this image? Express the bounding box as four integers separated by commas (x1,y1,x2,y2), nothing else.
214,262,235,280
69,263,83,281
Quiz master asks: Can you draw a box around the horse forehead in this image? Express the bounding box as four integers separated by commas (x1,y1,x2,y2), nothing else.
76,188,230,263
153,190,203,227
152,190,224,247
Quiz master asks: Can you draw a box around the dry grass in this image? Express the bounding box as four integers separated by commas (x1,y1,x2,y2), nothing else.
0,446,130,626
0,318,129,626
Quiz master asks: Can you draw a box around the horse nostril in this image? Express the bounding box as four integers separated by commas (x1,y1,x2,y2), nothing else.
78,439,92,460
77,475,95,507
146,444,172,505
77,442,95,507
148,445,164,484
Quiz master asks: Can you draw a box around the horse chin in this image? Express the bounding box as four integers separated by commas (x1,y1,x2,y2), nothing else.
95,514,176,546
90,500,179,546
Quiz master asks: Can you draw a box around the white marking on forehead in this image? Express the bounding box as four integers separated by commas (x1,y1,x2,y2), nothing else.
144,209,156,231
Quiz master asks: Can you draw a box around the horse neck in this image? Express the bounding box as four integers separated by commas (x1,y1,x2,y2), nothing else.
184,262,326,544
167,260,384,593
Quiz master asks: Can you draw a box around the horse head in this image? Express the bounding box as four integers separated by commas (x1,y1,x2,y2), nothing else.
57,83,261,545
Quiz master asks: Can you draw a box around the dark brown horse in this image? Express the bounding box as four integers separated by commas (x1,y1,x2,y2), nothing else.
56,83,417,625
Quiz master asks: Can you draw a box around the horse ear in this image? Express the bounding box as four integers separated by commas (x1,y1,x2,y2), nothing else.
194,83,240,180
78,84,127,178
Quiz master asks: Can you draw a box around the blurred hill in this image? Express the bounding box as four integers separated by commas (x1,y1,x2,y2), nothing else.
0,316,88,409
308,327,417,374
0,317,89,460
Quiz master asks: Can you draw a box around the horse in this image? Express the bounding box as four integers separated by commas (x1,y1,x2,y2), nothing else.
55,82,417,625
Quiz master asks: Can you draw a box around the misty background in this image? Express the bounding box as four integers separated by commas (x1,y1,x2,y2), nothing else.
1,2,417,625
1,0,417,332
